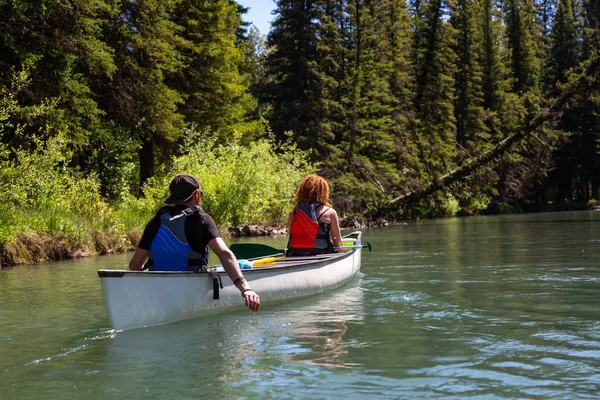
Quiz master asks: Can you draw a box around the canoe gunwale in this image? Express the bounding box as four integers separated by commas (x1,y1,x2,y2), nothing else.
97,249,355,278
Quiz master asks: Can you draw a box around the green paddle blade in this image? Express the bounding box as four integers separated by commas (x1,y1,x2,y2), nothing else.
229,243,285,259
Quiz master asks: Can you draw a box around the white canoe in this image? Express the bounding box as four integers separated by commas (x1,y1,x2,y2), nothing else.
98,231,363,330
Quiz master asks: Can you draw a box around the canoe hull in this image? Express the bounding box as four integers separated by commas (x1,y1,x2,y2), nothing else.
98,233,362,330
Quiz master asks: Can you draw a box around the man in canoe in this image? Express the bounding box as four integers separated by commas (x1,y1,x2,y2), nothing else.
287,174,343,256
128,173,260,312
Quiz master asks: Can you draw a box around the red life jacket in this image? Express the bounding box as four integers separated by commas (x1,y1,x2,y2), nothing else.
287,203,333,256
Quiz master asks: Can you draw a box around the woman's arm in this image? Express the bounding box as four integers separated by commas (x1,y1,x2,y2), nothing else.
328,209,344,247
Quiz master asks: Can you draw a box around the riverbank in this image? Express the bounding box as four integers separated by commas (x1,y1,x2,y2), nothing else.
0,229,138,268
2,205,595,268
0,132,317,269
228,224,288,237
0,224,287,268
226,215,391,237
0,217,374,268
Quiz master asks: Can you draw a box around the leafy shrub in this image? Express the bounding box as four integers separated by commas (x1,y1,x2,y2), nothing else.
118,129,314,229
440,194,460,217
0,134,128,253
462,193,492,214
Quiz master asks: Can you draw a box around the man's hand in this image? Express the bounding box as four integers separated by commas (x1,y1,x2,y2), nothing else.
209,237,261,312
242,290,260,312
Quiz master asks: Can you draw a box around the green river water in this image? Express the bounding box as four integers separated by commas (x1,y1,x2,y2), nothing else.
1,211,599,399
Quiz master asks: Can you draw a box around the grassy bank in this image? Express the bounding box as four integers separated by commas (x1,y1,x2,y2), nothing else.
0,133,313,268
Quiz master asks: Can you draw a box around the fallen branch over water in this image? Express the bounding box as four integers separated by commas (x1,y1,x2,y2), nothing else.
392,57,600,205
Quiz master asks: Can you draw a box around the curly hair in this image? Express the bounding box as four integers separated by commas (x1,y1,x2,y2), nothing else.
293,174,332,207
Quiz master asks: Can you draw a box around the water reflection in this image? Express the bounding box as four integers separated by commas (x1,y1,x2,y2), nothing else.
262,282,365,369
101,280,365,395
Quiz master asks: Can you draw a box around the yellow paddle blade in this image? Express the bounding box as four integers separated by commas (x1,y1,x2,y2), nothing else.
251,256,285,266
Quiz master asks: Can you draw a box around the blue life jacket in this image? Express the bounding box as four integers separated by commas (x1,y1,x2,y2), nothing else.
149,206,208,271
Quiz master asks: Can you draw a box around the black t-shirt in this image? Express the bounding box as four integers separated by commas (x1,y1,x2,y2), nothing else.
138,206,220,253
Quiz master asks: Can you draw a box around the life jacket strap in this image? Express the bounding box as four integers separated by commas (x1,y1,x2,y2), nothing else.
316,206,330,221
209,268,223,300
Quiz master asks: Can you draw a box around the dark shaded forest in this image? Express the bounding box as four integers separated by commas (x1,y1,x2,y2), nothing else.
1,0,600,224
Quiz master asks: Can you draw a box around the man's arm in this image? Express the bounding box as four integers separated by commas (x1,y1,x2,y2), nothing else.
129,248,149,270
129,212,160,270
208,237,260,312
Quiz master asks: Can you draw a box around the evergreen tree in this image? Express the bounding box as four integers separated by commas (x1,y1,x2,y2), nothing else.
0,0,118,149
448,0,504,210
481,0,507,111
504,0,543,93
548,0,578,85
379,0,417,183
556,0,600,201
580,0,600,200
491,0,545,208
581,0,599,59
451,0,487,151
99,0,188,188
412,0,457,184
336,0,401,213
170,0,255,140
381,0,414,111
536,0,555,75
311,0,348,160
263,0,321,149
543,0,578,201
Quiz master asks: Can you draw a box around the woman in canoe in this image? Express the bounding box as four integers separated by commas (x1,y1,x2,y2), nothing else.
128,173,260,312
287,174,343,256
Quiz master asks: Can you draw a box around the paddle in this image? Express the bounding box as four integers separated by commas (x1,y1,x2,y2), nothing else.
229,243,285,259
340,241,372,252
251,255,285,266
230,241,372,259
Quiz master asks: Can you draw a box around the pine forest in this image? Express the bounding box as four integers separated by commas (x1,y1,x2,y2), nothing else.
0,0,599,264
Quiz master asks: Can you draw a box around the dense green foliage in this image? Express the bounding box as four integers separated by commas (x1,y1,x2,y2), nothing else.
0,0,258,192
264,0,600,217
0,73,127,264
117,130,313,230
0,126,312,265
1,0,600,265
0,70,312,266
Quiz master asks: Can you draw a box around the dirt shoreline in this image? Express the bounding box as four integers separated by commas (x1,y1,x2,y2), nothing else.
227,224,288,237
0,225,290,269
